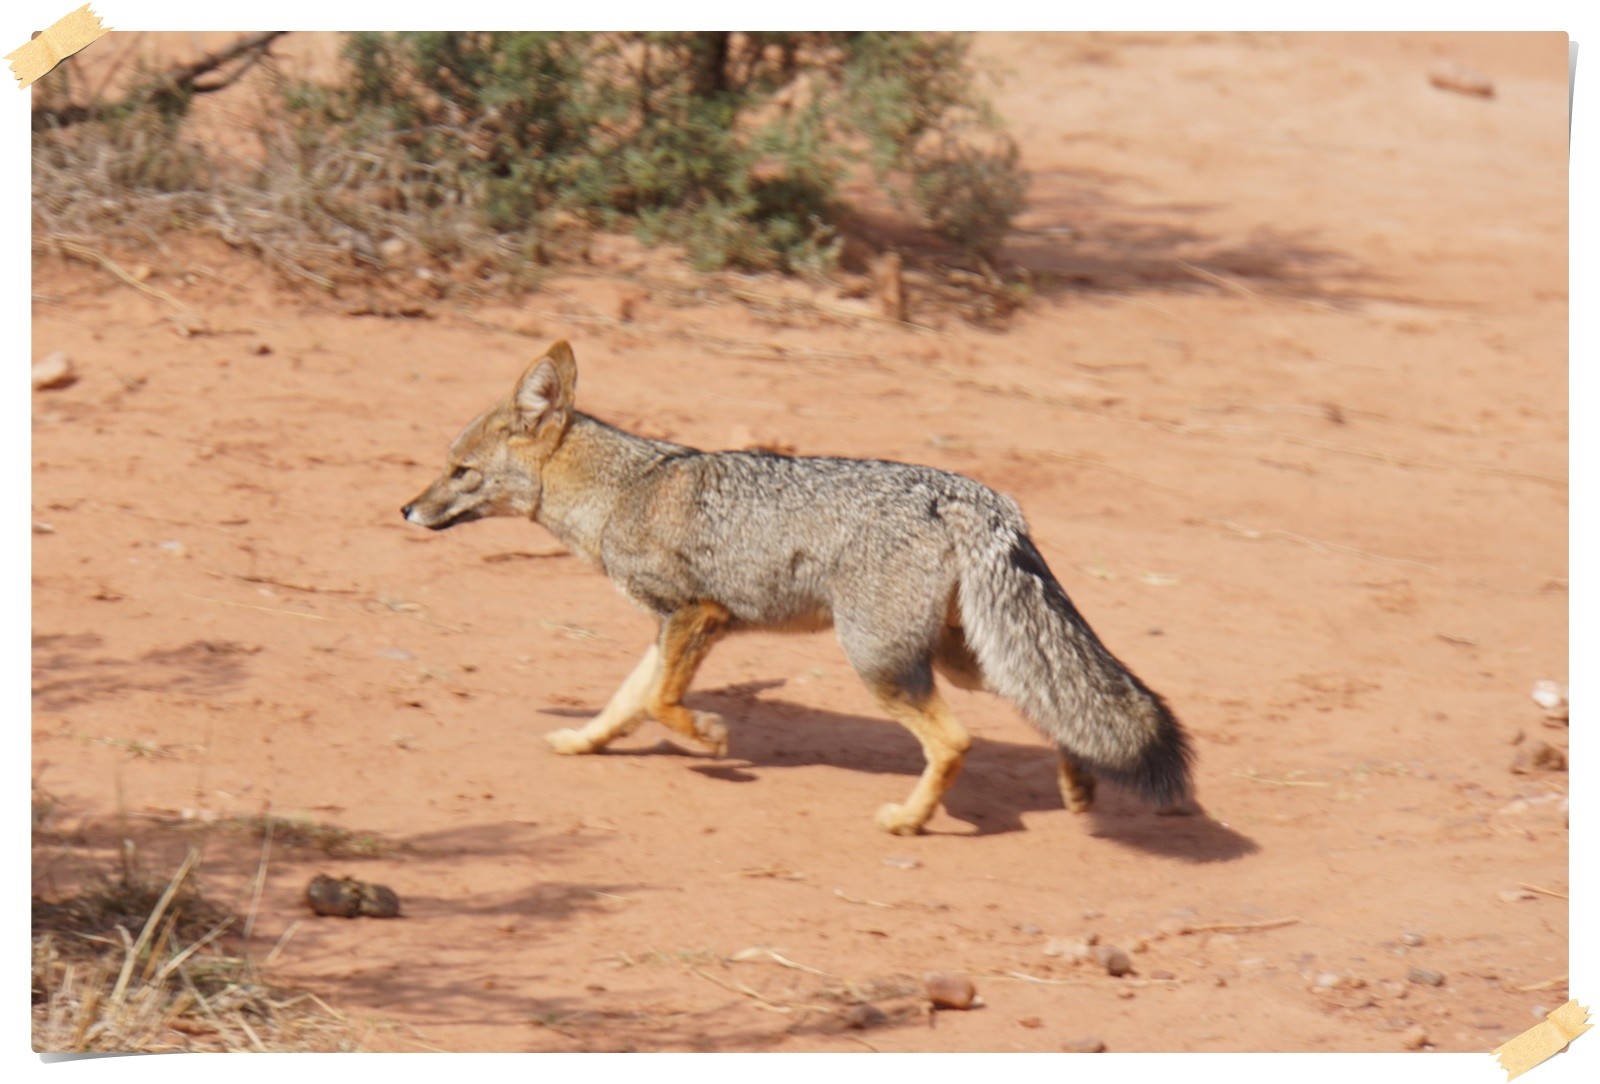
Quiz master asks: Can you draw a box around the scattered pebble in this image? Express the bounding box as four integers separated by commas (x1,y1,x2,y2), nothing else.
1015,922,1042,937
33,352,77,391
305,874,402,918
1401,1024,1430,1050
1115,987,1136,1000
881,854,920,870
844,1003,888,1030
1017,1016,1043,1029
1061,1036,1107,1053
1497,887,1539,903
1510,740,1567,774
1407,967,1445,987
377,647,417,661
924,971,977,1011
1042,937,1091,961
1092,944,1133,977
1531,680,1567,712
1427,61,1495,98
1150,969,1176,981
1081,908,1103,921
1400,932,1426,947
1379,980,1409,1000
1080,930,1101,946
33,521,55,535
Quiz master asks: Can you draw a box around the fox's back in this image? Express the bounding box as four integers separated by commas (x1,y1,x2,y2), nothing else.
598,445,1024,628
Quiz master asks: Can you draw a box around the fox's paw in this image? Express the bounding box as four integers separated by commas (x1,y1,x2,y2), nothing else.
691,711,729,757
545,728,597,755
874,802,926,836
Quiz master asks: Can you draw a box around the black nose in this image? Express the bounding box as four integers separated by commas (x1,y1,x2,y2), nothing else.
401,504,414,519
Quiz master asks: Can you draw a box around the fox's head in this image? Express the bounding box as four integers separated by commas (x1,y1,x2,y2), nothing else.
401,340,578,530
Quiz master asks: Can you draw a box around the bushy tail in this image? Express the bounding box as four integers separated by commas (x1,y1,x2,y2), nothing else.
953,513,1193,807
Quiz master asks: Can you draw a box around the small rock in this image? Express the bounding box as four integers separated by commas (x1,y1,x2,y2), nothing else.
1497,888,1539,903
924,971,977,1010
252,341,273,356
32,352,77,391
881,854,920,870
1212,974,1229,988
843,1003,888,1030
1015,922,1042,937
1428,62,1494,98
1080,930,1100,946
1081,908,1103,921
1400,932,1425,947
1407,967,1445,987
1092,944,1133,977
33,521,55,535
378,237,408,260
305,874,402,918
1511,740,1567,774
1531,680,1567,712
1128,936,1150,954
1043,937,1091,961
1400,1024,1430,1050
1150,969,1176,981
1061,1036,1107,1053
357,881,402,918
1115,987,1136,1000
1314,972,1341,990
1017,1015,1043,1029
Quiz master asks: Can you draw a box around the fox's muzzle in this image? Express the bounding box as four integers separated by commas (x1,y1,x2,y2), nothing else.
402,500,484,531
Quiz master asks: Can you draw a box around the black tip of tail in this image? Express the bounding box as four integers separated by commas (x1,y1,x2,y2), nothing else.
1094,690,1196,809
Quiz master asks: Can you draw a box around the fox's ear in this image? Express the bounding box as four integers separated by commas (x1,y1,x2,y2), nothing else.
511,341,577,438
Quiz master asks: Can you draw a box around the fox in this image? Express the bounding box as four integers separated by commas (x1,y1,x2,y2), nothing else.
402,341,1194,834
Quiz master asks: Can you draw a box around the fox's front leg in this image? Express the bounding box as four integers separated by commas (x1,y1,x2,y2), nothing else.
545,643,661,754
645,600,732,756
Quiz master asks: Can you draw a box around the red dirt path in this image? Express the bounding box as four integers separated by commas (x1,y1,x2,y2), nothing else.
32,32,1568,1053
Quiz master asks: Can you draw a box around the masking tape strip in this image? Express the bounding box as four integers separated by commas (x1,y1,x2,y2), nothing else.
6,5,109,89
1493,999,1591,1080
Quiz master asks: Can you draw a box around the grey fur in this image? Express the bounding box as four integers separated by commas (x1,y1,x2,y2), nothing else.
404,346,1194,822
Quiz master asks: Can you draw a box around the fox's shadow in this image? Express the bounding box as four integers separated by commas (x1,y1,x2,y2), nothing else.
542,685,1257,862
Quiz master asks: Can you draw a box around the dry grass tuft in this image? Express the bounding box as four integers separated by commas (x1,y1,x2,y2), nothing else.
32,848,359,1052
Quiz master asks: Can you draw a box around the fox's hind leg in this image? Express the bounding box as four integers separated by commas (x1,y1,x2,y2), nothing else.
867,678,972,835
546,643,662,754
1057,752,1098,813
646,600,732,756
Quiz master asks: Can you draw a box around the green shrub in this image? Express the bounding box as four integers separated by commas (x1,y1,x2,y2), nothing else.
291,31,1027,272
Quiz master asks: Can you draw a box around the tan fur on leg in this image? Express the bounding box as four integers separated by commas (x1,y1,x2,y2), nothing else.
1057,752,1097,812
546,643,661,754
870,685,971,835
647,600,732,755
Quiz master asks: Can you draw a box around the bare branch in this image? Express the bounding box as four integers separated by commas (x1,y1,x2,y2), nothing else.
32,31,289,131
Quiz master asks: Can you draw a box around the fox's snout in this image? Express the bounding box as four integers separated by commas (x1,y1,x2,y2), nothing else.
401,484,474,530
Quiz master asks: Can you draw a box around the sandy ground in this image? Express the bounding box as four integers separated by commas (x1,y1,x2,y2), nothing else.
31,32,1569,1053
